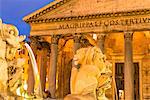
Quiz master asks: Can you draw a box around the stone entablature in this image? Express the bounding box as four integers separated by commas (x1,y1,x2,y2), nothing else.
25,9,150,23
29,12,150,36
23,0,150,36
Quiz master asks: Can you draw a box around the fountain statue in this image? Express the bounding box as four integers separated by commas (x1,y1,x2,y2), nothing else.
65,46,112,100
0,19,26,99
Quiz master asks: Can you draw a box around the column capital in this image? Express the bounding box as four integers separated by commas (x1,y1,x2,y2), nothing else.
29,36,39,52
97,33,106,40
51,35,59,44
73,33,81,43
124,31,134,39
41,42,50,49
30,36,39,43
37,42,42,50
97,33,106,53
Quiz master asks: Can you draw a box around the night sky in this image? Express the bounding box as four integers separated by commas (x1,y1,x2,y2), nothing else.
0,0,54,40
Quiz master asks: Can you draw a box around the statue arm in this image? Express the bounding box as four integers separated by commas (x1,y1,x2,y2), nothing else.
70,67,79,94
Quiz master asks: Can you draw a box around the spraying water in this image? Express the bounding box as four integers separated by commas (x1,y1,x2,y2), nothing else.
24,43,42,97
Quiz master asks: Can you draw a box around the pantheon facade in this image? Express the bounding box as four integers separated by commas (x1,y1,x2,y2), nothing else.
23,0,150,100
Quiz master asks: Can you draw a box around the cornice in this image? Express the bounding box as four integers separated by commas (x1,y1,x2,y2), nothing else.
25,9,150,24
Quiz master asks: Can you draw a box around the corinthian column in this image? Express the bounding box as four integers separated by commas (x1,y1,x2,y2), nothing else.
73,33,81,54
27,36,37,94
70,34,81,93
48,35,59,98
40,42,49,92
124,31,134,100
97,34,106,53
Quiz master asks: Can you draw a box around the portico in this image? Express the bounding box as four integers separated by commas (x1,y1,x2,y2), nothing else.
23,0,150,99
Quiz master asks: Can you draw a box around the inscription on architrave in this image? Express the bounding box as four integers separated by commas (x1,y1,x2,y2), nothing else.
58,17,150,29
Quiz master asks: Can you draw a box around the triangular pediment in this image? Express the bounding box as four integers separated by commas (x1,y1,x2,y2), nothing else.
24,0,150,21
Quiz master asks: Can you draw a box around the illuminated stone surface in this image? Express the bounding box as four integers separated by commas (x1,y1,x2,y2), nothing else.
23,0,150,99
0,19,26,99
